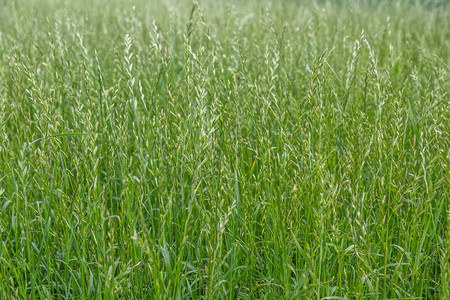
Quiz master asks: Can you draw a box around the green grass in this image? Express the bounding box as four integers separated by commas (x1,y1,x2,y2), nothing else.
0,0,449,298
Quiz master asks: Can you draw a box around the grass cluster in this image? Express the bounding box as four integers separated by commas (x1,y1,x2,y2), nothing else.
0,0,449,298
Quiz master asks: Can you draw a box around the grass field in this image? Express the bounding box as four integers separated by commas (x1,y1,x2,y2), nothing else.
0,0,449,298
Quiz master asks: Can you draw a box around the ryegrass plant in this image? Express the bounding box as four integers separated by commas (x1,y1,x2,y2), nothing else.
0,0,449,298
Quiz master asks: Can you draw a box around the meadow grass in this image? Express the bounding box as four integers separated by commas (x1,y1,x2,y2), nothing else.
0,0,449,298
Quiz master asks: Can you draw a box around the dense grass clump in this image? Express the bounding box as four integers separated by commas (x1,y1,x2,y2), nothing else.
0,0,449,298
